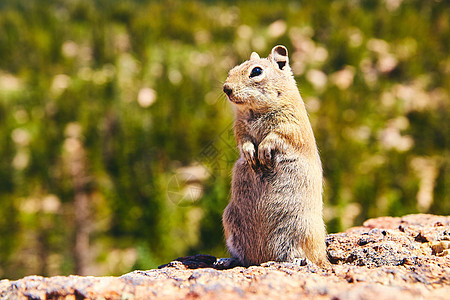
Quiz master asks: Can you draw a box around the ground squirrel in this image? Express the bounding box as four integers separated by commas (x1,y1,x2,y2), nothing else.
220,45,329,268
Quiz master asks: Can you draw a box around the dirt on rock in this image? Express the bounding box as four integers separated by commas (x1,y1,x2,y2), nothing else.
1,214,449,299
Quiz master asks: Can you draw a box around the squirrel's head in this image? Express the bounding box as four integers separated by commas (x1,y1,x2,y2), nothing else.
223,45,298,111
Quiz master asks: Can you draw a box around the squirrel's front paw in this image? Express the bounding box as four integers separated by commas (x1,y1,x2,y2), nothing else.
241,141,257,167
258,140,276,166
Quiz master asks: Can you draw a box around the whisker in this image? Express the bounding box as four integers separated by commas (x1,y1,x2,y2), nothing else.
213,79,225,89
216,91,227,104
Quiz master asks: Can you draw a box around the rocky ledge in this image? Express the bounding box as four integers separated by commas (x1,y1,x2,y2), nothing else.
1,214,449,299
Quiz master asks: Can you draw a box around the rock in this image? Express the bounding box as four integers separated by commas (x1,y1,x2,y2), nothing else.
1,214,449,299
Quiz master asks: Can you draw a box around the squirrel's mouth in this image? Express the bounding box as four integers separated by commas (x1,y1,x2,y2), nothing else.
223,84,244,104
228,96,245,104
223,84,247,105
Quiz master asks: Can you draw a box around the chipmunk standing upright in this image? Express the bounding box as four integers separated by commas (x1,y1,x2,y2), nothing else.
221,45,329,268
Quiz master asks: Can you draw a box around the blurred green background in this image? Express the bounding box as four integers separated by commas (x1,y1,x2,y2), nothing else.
0,0,448,279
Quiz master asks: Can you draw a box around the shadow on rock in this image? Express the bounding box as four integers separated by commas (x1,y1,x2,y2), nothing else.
158,254,219,269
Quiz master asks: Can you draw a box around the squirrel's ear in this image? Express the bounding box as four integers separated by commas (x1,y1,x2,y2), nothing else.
250,52,260,60
270,45,289,70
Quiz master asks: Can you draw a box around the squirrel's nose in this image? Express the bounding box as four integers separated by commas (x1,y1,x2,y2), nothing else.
223,84,233,97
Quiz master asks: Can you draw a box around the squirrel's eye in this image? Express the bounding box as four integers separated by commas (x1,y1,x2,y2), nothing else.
250,67,263,78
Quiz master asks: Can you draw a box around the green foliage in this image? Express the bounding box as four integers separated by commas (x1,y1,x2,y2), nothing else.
0,0,448,279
